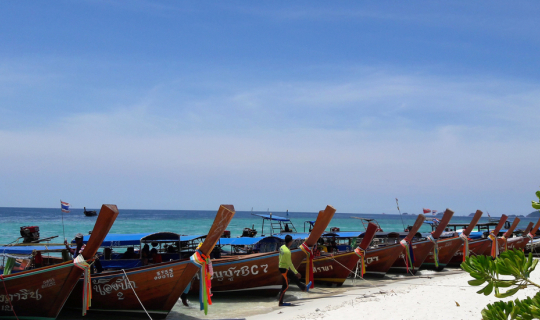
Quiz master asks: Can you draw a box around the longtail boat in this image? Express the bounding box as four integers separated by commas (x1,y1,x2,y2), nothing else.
445,214,508,267
0,204,119,319
495,218,520,254
295,222,378,286
363,215,425,277
390,209,454,274
64,204,235,318
192,205,336,292
511,219,540,251
422,210,483,270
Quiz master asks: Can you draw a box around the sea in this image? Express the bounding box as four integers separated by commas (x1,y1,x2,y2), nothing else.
0,207,535,319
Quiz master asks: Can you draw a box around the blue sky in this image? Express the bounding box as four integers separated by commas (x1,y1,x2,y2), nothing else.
1,1,539,215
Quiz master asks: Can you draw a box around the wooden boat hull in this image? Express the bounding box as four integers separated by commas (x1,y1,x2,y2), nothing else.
0,262,83,319
389,240,433,274
498,237,529,253
65,204,235,318
297,251,358,286
1,204,119,320
363,244,403,277
446,239,491,267
193,249,305,293
422,237,463,271
65,260,195,319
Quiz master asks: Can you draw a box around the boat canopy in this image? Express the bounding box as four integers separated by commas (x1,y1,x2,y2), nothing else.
272,233,311,240
252,213,291,222
75,232,205,247
321,231,367,238
217,236,282,246
0,245,66,255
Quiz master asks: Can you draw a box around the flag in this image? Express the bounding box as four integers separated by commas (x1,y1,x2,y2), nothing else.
423,208,431,214
61,201,70,213
432,210,437,213
433,218,441,224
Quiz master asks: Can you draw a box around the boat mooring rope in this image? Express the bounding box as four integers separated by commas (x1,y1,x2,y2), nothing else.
121,269,153,320
0,275,19,320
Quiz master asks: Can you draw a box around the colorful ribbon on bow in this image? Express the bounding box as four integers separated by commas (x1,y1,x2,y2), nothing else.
427,234,439,268
459,233,469,262
73,255,92,316
300,243,314,288
190,250,212,315
526,233,534,252
488,232,499,258
500,235,508,253
399,239,414,272
354,247,366,278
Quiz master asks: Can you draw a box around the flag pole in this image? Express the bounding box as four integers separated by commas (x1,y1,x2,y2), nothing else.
60,200,66,241
395,198,406,231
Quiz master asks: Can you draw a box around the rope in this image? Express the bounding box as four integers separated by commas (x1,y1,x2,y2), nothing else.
300,243,314,288
488,233,499,258
427,234,439,268
399,240,414,273
190,250,212,314
121,269,152,319
353,247,366,278
459,233,469,262
0,275,19,320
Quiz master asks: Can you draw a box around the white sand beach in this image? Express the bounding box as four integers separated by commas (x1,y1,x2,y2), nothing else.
245,268,540,320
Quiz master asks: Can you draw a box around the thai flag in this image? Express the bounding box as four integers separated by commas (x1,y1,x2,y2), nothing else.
433,218,441,224
61,201,70,213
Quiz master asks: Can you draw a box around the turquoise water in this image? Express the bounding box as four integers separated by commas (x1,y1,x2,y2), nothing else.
1,207,534,319
0,207,534,244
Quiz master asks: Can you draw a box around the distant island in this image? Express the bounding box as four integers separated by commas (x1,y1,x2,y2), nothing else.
527,211,540,217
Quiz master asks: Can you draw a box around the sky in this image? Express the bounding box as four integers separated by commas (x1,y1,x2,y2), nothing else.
1,1,539,215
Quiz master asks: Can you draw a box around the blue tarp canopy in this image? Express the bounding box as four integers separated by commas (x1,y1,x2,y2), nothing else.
78,233,152,247
468,231,485,239
75,232,199,247
322,231,367,238
217,237,279,246
253,213,290,222
424,221,435,225
0,245,66,255
272,233,311,240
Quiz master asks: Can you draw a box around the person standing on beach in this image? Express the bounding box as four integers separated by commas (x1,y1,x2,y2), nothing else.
278,235,311,306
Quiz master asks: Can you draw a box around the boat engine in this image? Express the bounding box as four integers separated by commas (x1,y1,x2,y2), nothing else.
221,230,231,238
20,226,40,243
242,227,257,237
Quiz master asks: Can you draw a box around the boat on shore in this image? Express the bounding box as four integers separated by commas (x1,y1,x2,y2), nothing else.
295,222,379,286
0,204,119,319
389,209,453,274
362,214,426,277
64,204,235,318
190,205,336,293
422,210,484,270
445,215,508,267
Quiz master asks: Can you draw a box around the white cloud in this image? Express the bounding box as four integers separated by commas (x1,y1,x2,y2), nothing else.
1,68,539,214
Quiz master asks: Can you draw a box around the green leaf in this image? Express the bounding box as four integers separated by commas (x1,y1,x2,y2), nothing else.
495,280,515,288
484,281,494,296
495,287,519,298
469,279,486,286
